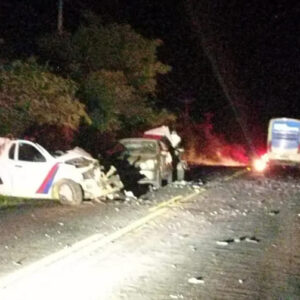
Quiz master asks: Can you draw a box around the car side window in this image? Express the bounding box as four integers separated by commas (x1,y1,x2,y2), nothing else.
18,143,46,162
8,144,16,160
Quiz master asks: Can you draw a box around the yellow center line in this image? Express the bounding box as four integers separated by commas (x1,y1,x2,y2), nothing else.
223,168,248,181
148,195,182,212
0,169,246,290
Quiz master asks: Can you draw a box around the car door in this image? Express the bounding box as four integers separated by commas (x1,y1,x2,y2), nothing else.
11,141,55,198
0,141,17,196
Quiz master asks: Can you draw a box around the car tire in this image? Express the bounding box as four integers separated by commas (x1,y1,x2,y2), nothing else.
53,179,83,206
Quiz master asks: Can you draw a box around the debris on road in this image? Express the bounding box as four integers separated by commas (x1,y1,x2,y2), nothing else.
216,239,234,246
169,294,184,299
268,209,280,216
245,236,260,243
188,276,205,284
124,190,137,201
170,180,204,192
217,236,260,245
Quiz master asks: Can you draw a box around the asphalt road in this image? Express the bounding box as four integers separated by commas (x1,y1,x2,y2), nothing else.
0,166,299,300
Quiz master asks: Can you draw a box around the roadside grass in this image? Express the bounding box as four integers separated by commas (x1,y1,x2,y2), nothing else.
0,195,29,208
0,195,60,209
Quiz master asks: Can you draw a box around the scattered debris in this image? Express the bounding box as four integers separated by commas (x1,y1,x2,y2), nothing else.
124,190,137,201
188,276,205,284
92,198,104,204
170,294,184,299
216,240,230,246
13,258,25,266
245,236,260,243
268,209,280,216
217,236,260,245
189,245,197,251
171,180,204,191
235,236,247,242
216,239,235,246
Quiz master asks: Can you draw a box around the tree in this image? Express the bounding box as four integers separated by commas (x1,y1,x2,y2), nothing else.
0,59,90,137
39,13,173,134
80,70,176,132
39,13,170,84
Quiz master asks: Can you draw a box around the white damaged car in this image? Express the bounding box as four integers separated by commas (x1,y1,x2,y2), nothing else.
0,138,123,205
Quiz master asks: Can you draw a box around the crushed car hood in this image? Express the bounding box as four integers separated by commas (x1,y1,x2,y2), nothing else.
54,147,96,167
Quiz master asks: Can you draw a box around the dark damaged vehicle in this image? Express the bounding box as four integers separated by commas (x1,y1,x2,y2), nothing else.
119,137,174,188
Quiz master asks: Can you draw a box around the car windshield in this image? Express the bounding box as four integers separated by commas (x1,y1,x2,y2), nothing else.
122,140,157,155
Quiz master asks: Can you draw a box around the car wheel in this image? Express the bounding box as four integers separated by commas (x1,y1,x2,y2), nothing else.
53,179,83,206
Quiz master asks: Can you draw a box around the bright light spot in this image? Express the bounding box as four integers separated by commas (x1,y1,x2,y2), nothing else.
253,154,268,172
0,246,150,300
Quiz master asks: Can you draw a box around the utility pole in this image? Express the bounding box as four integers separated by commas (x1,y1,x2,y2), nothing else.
57,0,64,35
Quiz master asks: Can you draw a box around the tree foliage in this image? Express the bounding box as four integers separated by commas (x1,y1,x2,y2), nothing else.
0,59,90,136
79,70,158,131
39,14,170,91
39,13,173,134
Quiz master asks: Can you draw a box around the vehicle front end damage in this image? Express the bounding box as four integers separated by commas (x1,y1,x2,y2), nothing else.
83,164,124,200
0,139,124,206
60,150,124,201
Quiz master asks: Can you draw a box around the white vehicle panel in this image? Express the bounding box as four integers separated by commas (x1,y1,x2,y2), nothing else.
0,138,123,202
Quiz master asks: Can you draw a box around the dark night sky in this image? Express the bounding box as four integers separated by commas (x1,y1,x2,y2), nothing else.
1,0,300,146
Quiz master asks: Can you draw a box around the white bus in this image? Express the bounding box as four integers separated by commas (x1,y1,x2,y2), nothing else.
253,118,300,172
267,118,300,165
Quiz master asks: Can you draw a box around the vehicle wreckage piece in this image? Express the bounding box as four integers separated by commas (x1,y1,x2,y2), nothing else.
119,138,173,188
144,126,188,181
144,125,181,148
0,138,123,205
118,126,187,188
